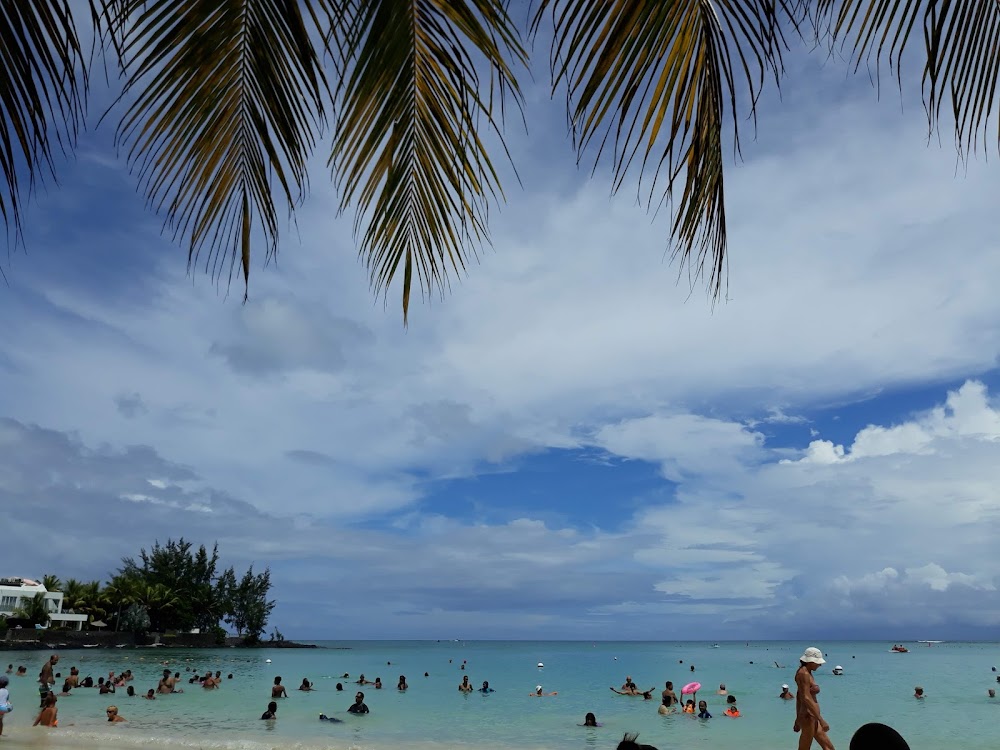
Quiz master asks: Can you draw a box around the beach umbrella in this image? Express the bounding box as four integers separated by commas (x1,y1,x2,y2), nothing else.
90,620,107,630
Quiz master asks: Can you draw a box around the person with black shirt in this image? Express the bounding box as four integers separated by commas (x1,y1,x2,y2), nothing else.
348,691,369,714
260,701,277,720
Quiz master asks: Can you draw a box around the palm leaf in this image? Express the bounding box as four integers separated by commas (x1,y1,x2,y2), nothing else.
331,0,527,323
101,0,331,297
814,0,1000,159
0,0,86,242
532,0,791,297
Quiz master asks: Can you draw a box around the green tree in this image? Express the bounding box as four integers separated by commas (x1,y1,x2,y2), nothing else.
224,566,275,643
5,3,998,320
42,575,61,592
120,538,224,631
13,592,51,627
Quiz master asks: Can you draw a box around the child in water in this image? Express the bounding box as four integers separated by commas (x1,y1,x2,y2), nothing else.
697,700,712,719
683,699,696,714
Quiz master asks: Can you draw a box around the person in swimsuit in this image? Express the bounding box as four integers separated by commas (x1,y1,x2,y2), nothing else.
697,700,711,718
106,705,126,722
581,712,600,726
780,684,794,700
479,681,494,694
397,675,408,691
683,699,695,713
299,679,313,691
347,692,369,714
459,675,473,692
795,647,835,750
271,676,288,698
260,701,278,720
34,694,58,727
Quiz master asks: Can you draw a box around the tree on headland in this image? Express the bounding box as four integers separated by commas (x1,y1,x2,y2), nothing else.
3,3,998,321
224,566,275,644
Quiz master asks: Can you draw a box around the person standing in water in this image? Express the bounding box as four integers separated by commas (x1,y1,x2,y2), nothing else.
794,647,835,750
0,675,11,736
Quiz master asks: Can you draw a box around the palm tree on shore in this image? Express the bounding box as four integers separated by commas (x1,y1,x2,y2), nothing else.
2,2,998,320
42,575,62,592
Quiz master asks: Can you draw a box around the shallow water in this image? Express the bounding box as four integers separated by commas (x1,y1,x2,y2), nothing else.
1,641,998,750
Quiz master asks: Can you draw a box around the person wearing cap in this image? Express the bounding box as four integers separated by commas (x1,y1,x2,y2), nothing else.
794,647,835,750
529,685,557,697
779,684,794,700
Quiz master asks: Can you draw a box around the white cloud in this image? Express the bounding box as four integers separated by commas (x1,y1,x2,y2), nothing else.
3,57,1000,636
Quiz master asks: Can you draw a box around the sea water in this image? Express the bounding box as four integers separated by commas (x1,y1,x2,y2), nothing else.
1,641,998,750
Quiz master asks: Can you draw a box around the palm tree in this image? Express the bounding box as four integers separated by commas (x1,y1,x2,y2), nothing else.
2,2,997,319
42,575,62,592
13,593,51,627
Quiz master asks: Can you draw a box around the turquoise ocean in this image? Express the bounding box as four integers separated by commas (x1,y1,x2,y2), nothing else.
2,641,998,750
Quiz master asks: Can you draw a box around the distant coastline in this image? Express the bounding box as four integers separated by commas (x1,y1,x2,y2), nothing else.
0,630,321,651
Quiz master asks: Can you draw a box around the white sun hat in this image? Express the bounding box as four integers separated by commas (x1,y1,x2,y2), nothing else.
800,647,825,665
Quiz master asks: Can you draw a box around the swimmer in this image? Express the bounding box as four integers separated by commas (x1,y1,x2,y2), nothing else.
355,674,371,685
57,680,73,696
106,704,127,722
697,700,712,719
616,733,659,750
683,699,695,714
272,676,288,698
318,713,343,722
299,678,313,691
260,701,277,720
989,689,996,698
780,684,794,700
373,677,382,689
459,675,473,692
794,647,834,750
725,696,741,717
529,685,557,697
479,681,494,694
661,681,679,708
34,694,58,727
348,691,369,714
144,689,155,700
914,687,924,699
717,683,728,695
335,683,343,691
581,712,601,727
397,675,408,691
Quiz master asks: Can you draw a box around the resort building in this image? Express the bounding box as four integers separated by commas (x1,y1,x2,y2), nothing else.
0,577,89,630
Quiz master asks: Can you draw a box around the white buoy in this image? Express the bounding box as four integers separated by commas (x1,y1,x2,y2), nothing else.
537,662,544,668
265,659,272,664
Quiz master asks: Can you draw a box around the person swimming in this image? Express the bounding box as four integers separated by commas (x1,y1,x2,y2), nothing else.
319,713,343,723
479,681,494,694
581,712,601,726
697,700,712,719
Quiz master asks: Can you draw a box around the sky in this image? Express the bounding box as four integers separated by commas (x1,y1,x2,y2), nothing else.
3,13,1000,641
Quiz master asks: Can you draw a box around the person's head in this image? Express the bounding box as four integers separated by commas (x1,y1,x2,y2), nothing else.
584,712,597,726
727,694,737,704
665,681,673,689
71,666,79,675
44,694,57,707
106,704,119,720
399,675,406,683
616,732,659,750
689,665,695,671
535,685,543,695
914,686,924,696
355,691,365,703
720,683,726,690
424,672,429,677
781,683,790,693
215,671,221,678
462,675,469,682
374,677,381,684
989,689,996,698
482,681,489,689
698,700,707,710
228,674,233,679
335,682,343,690
359,673,365,680
267,701,277,713
686,699,694,706
274,676,282,685
625,675,633,684
163,669,171,676
98,677,105,685
126,685,137,697
50,654,60,665
301,678,310,686
799,647,825,671
0,676,7,689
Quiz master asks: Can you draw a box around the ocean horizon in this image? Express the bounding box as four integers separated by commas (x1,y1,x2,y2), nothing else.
3,639,999,750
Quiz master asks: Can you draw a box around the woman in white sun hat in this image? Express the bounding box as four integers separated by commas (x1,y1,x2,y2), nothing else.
794,647,835,750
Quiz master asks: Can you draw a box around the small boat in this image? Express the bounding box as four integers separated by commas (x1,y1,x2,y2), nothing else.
82,644,100,648
890,645,909,653
711,644,720,648
114,644,127,649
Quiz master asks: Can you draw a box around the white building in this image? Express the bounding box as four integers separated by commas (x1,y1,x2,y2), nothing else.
0,577,89,630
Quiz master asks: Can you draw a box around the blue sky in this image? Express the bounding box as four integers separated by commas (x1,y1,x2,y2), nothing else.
3,17,1000,640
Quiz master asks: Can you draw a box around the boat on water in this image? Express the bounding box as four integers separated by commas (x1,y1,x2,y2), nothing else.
890,644,909,653
711,644,720,648
82,644,100,648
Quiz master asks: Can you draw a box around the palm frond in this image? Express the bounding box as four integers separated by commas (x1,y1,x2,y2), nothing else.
0,0,86,240
814,0,1000,159
102,0,331,296
532,0,791,297
331,0,527,323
